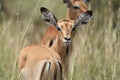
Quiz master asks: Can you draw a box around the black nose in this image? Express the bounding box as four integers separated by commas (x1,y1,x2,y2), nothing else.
64,37,71,40
86,11,93,17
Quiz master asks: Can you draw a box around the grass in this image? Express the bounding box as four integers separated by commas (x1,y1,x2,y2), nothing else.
0,0,120,80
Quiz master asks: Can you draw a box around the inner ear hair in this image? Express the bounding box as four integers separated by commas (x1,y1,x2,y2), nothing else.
40,7,58,27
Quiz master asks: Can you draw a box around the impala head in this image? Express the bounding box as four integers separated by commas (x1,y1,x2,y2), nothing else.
40,7,92,45
63,0,90,19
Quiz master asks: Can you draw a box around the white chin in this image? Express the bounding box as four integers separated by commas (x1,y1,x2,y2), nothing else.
65,42,70,45
63,40,71,45
63,42,71,45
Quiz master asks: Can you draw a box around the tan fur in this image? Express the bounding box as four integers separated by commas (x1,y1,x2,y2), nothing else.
40,26,59,47
18,20,75,79
19,45,63,80
66,0,88,20
40,20,76,77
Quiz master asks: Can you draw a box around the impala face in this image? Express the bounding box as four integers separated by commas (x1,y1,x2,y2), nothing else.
40,7,93,45
63,0,90,16
57,20,74,45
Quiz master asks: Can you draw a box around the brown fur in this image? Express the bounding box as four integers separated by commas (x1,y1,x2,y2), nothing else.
18,45,63,80
66,0,88,20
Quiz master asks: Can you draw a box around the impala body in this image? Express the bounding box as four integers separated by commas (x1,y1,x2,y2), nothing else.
19,45,63,80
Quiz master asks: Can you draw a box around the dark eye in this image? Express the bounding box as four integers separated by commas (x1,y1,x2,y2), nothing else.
57,27,62,31
73,5,80,10
72,27,76,31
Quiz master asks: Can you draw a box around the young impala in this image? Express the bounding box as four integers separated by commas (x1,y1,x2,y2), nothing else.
40,6,92,76
18,6,92,80
40,0,93,76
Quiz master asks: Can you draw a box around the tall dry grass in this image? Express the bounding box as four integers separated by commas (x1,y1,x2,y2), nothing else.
0,0,120,80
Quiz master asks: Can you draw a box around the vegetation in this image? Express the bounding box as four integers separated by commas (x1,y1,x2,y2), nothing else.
0,0,120,80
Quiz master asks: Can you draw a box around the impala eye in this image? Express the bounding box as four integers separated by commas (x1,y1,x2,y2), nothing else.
73,5,80,10
72,27,76,31
57,26,62,31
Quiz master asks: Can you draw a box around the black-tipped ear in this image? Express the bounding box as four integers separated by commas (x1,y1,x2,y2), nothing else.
73,10,93,28
40,7,48,13
83,0,90,2
40,7,58,27
63,0,72,8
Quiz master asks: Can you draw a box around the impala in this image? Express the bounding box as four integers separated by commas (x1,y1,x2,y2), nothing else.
40,7,92,76
18,6,92,80
40,0,93,75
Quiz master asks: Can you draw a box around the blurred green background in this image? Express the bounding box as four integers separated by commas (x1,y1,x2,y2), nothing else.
0,0,120,80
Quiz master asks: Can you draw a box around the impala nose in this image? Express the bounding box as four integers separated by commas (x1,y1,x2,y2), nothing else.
64,37,71,41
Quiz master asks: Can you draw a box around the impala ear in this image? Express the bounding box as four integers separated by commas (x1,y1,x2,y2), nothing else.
63,0,72,7
73,11,93,28
40,7,58,27
83,0,90,2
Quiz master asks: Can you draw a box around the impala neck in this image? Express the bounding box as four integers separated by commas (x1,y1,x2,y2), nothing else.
66,8,77,20
50,35,67,59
